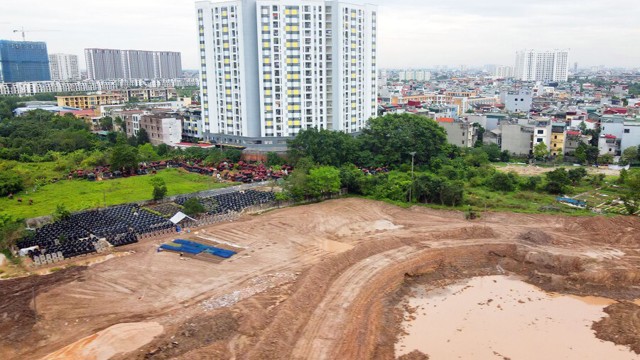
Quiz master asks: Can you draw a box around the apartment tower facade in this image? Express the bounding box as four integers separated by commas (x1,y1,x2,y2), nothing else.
514,49,569,82
0,40,51,83
85,48,183,80
196,0,378,146
49,53,80,81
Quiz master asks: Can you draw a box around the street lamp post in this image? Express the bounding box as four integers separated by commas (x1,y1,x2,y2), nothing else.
409,151,416,202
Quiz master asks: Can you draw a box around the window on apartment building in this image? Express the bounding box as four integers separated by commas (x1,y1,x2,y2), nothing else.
625,129,630,133
537,130,544,134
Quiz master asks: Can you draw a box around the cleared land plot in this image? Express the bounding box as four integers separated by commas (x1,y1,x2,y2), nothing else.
1,198,639,360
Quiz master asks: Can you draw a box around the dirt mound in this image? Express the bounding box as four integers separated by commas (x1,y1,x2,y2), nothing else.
137,311,238,360
0,266,85,357
518,230,553,245
398,349,429,360
592,302,640,354
42,322,163,360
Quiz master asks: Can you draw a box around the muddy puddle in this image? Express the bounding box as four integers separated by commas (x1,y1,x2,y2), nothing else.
397,275,639,359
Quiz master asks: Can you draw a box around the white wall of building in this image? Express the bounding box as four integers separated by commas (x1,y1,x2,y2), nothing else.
162,117,183,145
49,53,80,81
196,0,377,144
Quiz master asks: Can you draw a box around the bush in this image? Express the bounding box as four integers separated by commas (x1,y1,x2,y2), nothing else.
520,176,542,191
183,197,206,216
150,177,168,201
0,172,24,197
488,172,517,192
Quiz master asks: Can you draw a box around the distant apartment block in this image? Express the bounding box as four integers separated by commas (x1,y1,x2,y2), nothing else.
514,49,569,82
494,65,513,78
49,53,80,81
85,48,182,80
0,78,199,96
0,40,51,82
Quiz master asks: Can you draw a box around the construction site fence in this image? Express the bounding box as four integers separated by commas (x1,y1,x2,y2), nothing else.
138,190,346,238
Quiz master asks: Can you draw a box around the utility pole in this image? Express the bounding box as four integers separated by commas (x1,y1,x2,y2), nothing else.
409,151,416,202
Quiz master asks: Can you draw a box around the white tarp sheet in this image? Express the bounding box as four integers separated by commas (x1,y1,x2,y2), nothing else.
169,211,196,224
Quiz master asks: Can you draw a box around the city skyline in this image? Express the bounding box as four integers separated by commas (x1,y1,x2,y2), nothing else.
0,0,638,70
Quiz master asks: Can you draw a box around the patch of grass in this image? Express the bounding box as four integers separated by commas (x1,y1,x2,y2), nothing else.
0,168,233,220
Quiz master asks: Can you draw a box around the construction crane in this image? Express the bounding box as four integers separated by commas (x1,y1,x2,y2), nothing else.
12,27,59,41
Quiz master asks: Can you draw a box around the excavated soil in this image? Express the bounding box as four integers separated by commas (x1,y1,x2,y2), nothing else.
593,302,640,354
1,198,640,359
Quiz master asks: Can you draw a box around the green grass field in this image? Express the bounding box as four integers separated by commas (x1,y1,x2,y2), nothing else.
1,168,232,220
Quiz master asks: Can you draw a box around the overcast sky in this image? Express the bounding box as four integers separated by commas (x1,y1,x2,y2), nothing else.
1,0,638,70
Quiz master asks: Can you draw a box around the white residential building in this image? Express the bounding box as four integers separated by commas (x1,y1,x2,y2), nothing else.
85,48,182,80
514,49,569,82
494,65,513,78
196,0,377,146
48,53,80,81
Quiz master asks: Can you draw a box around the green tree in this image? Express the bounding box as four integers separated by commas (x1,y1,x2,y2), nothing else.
500,150,511,162
598,153,614,165
150,177,168,201
621,146,638,165
0,213,24,252
288,127,357,166
489,172,517,192
533,142,549,160
138,143,160,162
358,113,447,167
182,197,206,216
306,166,341,197
285,157,314,200
464,148,490,167
545,168,570,194
520,176,542,191
0,172,24,197
204,151,226,166
482,144,501,162
575,143,599,164
156,143,171,157
440,180,465,206
99,116,114,131
223,149,243,163
474,124,485,147
567,167,588,185
339,164,365,194
266,152,286,167
110,144,139,173
136,128,150,145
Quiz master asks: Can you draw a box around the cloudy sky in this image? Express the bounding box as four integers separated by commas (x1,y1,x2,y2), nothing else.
1,0,638,70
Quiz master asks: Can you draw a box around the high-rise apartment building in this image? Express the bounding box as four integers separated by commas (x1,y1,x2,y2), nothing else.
494,65,514,78
0,40,51,83
154,51,183,79
514,49,569,82
196,0,378,145
122,50,156,79
85,48,124,80
85,48,182,80
49,53,80,81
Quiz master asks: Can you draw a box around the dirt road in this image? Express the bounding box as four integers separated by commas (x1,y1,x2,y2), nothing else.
1,198,639,359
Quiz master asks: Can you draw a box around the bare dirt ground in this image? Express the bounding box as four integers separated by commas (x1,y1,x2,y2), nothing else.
500,164,621,176
1,198,640,360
